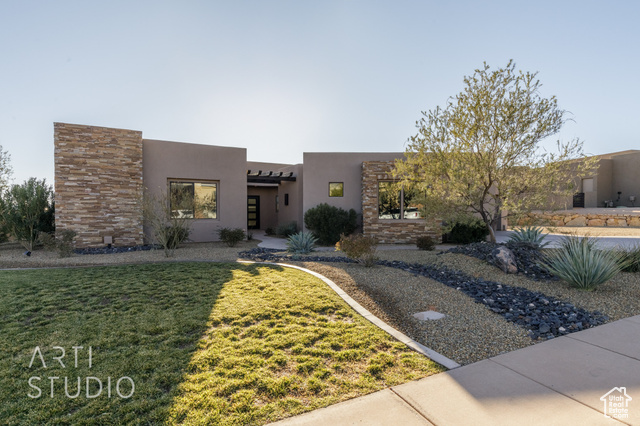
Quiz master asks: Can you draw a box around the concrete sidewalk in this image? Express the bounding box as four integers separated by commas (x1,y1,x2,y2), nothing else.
270,315,640,425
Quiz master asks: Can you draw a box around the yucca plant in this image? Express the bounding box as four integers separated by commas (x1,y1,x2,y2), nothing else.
508,226,549,249
616,244,640,273
542,236,627,291
286,232,318,254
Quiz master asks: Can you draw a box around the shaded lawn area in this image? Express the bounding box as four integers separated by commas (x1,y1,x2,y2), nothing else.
0,262,443,425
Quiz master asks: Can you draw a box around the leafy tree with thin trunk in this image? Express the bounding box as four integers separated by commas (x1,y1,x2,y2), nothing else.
394,61,597,242
0,178,53,251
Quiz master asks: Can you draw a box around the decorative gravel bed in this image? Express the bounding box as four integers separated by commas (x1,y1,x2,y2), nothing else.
240,248,609,340
74,244,158,255
445,241,556,281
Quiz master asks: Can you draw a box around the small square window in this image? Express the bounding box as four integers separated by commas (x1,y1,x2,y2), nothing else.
329,182,344,197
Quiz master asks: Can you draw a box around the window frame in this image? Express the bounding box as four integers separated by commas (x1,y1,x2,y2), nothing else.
329,182,344,197
168,179,219,220
377,181,423,220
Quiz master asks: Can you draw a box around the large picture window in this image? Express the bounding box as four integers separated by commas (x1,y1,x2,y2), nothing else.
169,181,218,219
378,181,423,220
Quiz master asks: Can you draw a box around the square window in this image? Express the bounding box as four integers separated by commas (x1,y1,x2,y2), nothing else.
329,182,344,197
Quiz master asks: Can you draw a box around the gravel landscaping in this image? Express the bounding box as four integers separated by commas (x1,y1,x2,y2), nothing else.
2,239,639,367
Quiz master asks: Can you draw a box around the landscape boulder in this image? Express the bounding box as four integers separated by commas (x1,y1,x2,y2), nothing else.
492,246,518,274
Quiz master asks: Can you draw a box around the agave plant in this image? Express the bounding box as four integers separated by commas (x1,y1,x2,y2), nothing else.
286,231,318,254
542,236,627,291
508,226,549,249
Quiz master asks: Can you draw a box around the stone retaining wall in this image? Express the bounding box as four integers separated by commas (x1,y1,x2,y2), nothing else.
361,161,440,243
54,123,144,248
523,212,640,227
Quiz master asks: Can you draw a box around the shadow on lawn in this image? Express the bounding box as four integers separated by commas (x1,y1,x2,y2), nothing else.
0,262,279,424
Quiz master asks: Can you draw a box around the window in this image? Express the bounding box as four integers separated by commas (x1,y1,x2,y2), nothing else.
378,181,423,220
329,182,344,197
169,181,218,219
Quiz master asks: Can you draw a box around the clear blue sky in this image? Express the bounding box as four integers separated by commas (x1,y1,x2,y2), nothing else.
2,0,639,185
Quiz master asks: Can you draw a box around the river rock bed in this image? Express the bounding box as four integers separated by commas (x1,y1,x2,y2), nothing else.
240,248,608,340
444,241,556,281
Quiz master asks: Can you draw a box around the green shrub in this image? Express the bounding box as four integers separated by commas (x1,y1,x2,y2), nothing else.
165,225,190,249
264,227,275,236
286,232,318,254
276,222,298,238
416,236,437,251
0,178,54,251
542,236,628,291
616,244,640,273
337,234,378,267
444,218,489,244
508,226,548,249
304,203,357,245
218,227,245,247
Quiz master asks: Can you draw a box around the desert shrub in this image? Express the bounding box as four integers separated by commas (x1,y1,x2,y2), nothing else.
276,222,298,238
143,189,193,257
616,244,640,273
337,233,378,267
286,232,318,254
542,236,628,291
416,236,437,251
56,229,77,258
508,226,548,249
264,227,275,236
218,227,245,247
0,178,54,251
38,229,77,258
444,218,489,244
165,225,190,249
304,203,357,245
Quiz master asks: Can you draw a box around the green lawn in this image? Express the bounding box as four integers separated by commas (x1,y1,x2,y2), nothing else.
0,263,443,425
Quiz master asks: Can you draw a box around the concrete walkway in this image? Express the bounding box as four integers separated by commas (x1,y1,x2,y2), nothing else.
270,315,640,425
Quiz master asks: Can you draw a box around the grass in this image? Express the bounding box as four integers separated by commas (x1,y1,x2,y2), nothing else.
0,262,443,425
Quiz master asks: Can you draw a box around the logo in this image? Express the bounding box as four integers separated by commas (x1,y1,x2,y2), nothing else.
27,346,135,399
600,387,632,420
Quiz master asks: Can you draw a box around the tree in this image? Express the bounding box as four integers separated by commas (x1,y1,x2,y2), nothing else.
0,145,12,194
0,178,54,251
394,61,597,242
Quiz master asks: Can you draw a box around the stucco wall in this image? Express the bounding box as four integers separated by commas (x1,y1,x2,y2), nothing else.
611,152,640,206
302,152,404,230
54,123,144,248
142,139,247,242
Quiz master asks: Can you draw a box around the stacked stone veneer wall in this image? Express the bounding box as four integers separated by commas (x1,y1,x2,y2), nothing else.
362,161,440,244
523,212,640,227
54,123,144,248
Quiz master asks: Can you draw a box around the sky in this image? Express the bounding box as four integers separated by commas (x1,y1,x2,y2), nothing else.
1,0,639,185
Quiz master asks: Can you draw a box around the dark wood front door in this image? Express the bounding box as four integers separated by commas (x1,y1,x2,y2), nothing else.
247,196,260,229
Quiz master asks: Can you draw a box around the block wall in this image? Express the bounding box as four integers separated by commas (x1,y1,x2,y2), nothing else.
54,123,144,248
361,161,440,244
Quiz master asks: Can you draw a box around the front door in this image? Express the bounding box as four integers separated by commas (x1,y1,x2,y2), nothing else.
247,196,260,229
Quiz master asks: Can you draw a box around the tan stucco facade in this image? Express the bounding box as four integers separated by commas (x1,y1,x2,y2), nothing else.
142,139,248,243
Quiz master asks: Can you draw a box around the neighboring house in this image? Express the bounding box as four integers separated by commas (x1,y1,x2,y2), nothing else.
572,150,640,209
54,123,439,248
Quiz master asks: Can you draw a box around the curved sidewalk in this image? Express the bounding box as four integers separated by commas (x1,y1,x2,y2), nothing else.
270,315,640,425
